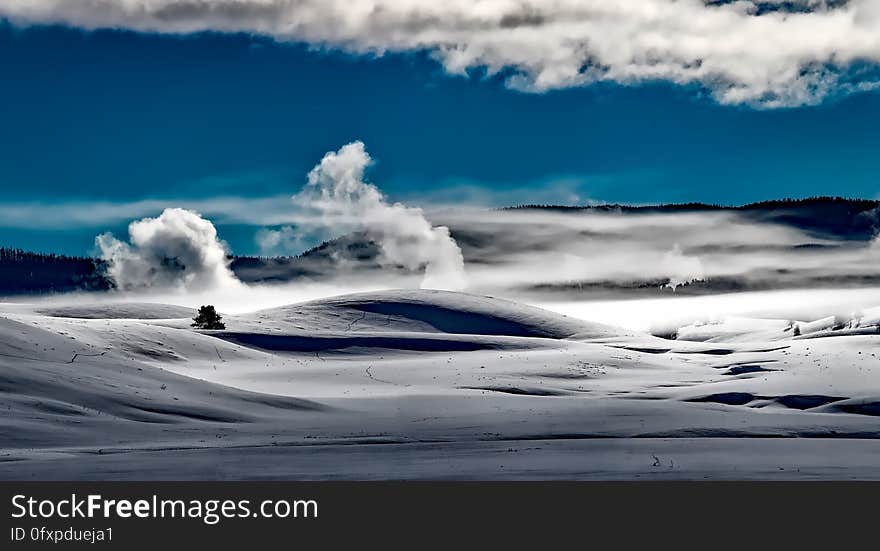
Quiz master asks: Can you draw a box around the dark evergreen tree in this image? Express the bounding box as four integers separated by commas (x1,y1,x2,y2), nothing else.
191,305,225,330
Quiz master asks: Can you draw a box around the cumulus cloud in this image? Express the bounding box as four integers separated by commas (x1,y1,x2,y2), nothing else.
294,141,466,290
2,1,880,106
96,207,241,291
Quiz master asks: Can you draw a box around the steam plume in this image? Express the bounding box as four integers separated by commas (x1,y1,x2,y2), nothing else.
96,207,240,291
295,141,466,290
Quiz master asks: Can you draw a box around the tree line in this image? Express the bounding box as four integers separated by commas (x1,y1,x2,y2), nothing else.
0,247,111,295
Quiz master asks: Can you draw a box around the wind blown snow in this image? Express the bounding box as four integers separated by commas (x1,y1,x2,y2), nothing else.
96,207,241,292
3,1,880,106
279,141,467,290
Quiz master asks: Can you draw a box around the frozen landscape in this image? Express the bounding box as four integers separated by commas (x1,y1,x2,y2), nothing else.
3,0,880,489
2,283,880,480
3,141,880,480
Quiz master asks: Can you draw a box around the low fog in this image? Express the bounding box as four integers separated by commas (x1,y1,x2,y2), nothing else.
433,207,876,295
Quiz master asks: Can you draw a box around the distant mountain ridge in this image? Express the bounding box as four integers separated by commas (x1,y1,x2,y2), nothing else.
504,196,880,240
504,196,880,212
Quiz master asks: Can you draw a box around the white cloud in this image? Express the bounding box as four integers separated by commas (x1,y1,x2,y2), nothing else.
2,1,880,106
0,177,596,230
96,207,241,292
396,177,592,209
0,196,301,229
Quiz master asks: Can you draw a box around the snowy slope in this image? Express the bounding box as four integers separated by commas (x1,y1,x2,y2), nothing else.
1,289,879,480
243,289,624,338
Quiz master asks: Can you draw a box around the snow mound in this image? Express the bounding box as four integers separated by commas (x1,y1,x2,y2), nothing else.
249,289,624,339
36,303,196,320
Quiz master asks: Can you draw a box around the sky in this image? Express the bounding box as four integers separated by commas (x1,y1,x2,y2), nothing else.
1,1,880,256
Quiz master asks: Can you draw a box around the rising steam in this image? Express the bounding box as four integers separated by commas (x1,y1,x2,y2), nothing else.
662,244,705,290
96,207,240,292
95,142,465,292
286,141,467,290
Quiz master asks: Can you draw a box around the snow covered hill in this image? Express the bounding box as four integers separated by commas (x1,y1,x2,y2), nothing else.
1,289,880,480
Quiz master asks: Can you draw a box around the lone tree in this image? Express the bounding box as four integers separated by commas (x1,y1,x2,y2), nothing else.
192,305,225,330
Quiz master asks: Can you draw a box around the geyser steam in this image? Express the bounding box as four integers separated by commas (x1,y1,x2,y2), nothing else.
288,141,467,290
96,207,240,291
662,244,705,290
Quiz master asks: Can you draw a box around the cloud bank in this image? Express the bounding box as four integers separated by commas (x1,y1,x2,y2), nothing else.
289,141,466,290
96,207,241,291
2,1,880,106
0,177,591,231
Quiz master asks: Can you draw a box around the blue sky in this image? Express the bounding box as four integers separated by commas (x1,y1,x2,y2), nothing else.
1,22,879,255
